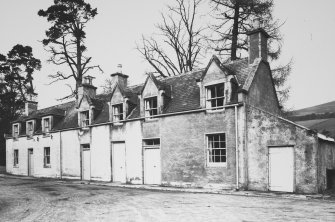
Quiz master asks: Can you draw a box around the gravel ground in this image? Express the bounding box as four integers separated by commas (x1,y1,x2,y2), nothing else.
0,177,335,222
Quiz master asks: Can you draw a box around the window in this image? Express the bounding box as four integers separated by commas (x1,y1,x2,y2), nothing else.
145,97,158,117
27,121,33,136
112,103,124,121
13,124,19,138
82,144,90,150
206,83,225,109
81,111,90,127
143,138,160,147
207,133,226,166
44,118,50,133
44,147,50,167
14,150,19,166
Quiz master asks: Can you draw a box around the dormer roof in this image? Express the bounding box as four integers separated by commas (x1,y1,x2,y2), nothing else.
9,56,269,132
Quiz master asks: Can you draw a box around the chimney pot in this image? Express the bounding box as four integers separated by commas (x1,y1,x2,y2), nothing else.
117,64,122,73
110,65,128,89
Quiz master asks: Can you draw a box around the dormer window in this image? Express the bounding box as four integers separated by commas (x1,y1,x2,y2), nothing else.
81,111,90,127
145,97,158,117
206,83,225,110
43,118,50,133
27,121,34,136
112,103,124,122
13,124,19,138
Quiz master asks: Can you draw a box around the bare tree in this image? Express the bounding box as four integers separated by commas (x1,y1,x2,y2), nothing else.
38,0,102,99
208,0,291,107
137,0,205,77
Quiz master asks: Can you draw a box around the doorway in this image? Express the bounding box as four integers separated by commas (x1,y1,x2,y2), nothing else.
326,169,335,190
81,144,91,180
269,146,294,192
112,142,126,183
28,149,34,176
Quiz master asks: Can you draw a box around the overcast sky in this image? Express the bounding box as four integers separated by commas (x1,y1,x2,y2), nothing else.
0,0,334,110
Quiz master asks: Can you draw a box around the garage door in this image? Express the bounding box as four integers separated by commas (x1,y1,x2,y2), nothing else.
269,147,294,192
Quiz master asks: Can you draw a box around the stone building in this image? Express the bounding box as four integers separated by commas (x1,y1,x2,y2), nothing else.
5,28,335,193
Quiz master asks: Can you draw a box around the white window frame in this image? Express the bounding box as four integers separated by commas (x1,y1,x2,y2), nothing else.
143,138,160,148
205,83,225,110
206,133,227,167
14,149,19,167
144,97,158,118
43,117,51,133
112,103,124,122
81,111,90,127
13,123,19,138
27,120,34,136
44,147,51,168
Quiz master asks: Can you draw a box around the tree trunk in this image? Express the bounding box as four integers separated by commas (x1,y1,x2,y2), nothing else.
231,2,240,61
76,36,82,97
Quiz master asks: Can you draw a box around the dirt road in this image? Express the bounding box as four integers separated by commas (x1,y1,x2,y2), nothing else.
0,177,334,222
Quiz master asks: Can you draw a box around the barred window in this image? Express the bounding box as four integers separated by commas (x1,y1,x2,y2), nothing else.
44,147,50,167
14,150,19,166
207,133,226,166
145,97,158,117
112,103,124,121
206,83,225,110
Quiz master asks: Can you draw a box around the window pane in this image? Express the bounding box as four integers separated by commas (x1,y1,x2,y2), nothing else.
217,98,224,107
153,97,157,108
210,87,216,98
217,84,225,97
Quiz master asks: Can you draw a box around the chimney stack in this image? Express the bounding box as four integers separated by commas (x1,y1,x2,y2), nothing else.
111,64,128,89
78,75,97,100
247,19,270,64
25,91,38,116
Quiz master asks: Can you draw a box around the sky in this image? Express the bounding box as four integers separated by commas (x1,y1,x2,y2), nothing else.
0,0,335,110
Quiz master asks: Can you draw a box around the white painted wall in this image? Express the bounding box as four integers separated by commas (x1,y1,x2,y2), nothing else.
91,125,111,181
6,133,61,178
61,130,81,179
125,121,143,184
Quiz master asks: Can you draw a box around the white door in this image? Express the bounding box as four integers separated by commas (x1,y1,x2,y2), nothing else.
112,143,126,183
28,149,34,176
82,149,91,180
144,148,161,184
269,147,294,192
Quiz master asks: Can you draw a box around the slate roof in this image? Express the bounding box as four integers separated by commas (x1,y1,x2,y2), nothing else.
11,57,262,133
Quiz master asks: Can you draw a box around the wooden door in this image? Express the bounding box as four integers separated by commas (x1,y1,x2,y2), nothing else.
112,142,126,183
28,149,34,176
144,148,161,184
269,147,294,192
82,147,91,180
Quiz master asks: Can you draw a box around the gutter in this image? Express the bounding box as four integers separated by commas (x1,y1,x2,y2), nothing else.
5,103,243,135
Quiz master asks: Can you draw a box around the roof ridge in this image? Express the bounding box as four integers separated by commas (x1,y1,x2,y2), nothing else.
223,57,248,65
37,100,75,112
158,68,205,81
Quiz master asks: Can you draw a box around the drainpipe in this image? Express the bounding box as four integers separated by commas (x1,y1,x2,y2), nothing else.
235,105,239,190
60,131,63,179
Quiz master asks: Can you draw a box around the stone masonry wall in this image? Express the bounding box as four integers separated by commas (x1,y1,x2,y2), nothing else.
159,109,237,188
247,62,280,115
246,105,318,193
317,140,335,192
